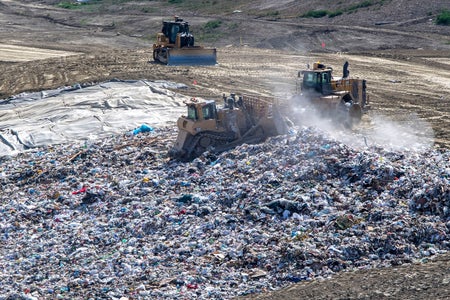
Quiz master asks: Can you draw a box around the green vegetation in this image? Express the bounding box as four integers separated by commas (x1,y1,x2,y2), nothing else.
191,19,240,43
302,10,328,18
265,10,280,18
54,0,244,16
56,0,150,11
328,10,343,18
228,22,239,30
347,0,373,12
164,0,240,14
436,10,450,26
141,6,156,13
250,9,280,19
300,0,381,19
57,1,85,9
204,20,222,30
195,20,223,42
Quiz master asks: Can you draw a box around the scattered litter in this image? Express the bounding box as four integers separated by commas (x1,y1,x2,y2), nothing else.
0,122,448,299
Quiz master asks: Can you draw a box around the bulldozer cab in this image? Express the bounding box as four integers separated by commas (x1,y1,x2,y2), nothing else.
162,19,190,44
186,100,217,121
300,68,333,95
182,99,220,133
153,16,216,66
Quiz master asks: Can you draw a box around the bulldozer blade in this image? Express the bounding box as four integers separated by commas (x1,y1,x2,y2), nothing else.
167,48,217,66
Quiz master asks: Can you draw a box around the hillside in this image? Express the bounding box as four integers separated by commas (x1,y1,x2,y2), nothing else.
2,0,450,53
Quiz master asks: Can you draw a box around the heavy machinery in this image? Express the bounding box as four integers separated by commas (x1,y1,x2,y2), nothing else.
152,16,217,66
297,61,370,127
170,93,289,159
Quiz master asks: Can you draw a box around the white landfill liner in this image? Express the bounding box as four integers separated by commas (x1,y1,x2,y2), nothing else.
0,80,188,155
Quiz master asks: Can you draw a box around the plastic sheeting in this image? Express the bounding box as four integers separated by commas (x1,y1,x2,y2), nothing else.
0,80,188,156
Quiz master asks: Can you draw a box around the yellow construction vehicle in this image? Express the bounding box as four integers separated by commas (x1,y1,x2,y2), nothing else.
170,93,288,159
152,16,217,66
297,61,370,127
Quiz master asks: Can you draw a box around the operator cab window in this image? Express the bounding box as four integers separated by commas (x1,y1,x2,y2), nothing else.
187,105,197,120
170,24,180,43
202,103,216,120
303,72,317,88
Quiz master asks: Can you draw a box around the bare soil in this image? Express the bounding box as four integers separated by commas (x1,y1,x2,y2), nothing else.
0,1,449,299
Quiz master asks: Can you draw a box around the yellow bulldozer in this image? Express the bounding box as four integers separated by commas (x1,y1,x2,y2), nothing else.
152,16,217,66
170,93,289,159
297,61,370,127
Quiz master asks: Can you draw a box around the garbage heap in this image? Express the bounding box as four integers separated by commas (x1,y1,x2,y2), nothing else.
0,126,449,299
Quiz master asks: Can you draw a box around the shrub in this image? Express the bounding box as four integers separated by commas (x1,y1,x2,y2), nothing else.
302,10,328,18
57,1,81,9
328,10,343,18
266,10,280,17
436,10,450,26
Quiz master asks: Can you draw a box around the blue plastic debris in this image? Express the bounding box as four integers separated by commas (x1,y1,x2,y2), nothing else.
133,124,154,135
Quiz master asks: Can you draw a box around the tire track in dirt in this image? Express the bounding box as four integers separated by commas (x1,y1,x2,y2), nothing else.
1,46,449,148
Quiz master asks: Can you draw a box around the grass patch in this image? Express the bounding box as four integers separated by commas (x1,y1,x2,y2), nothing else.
204,20,222,30
141,6,156,13
436,10,450,25
194,19,244,43
56,0,152,11
347,0,374,12
57,1,85,9
164,0,241,14
194,20,223,42
301,0,379,19
301,10,328,18
265,10,280,18
328,10,343,18
228,22,239,30
253,9,281,19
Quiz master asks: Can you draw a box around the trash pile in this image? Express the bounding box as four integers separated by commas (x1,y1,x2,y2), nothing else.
0,126,449,299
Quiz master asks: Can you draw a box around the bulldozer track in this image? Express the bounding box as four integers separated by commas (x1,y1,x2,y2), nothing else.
185,130,235,157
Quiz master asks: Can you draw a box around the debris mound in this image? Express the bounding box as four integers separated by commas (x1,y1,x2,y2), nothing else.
0,126,448,299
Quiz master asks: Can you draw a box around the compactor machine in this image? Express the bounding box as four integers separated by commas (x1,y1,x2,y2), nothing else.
297,61,370,127
170,93,288,159
152,16,217,66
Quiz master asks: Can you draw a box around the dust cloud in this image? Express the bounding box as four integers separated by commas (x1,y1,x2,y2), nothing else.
358,113,435,151
283,94,435,152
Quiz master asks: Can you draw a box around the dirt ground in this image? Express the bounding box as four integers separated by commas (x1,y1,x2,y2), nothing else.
1,1,450,299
